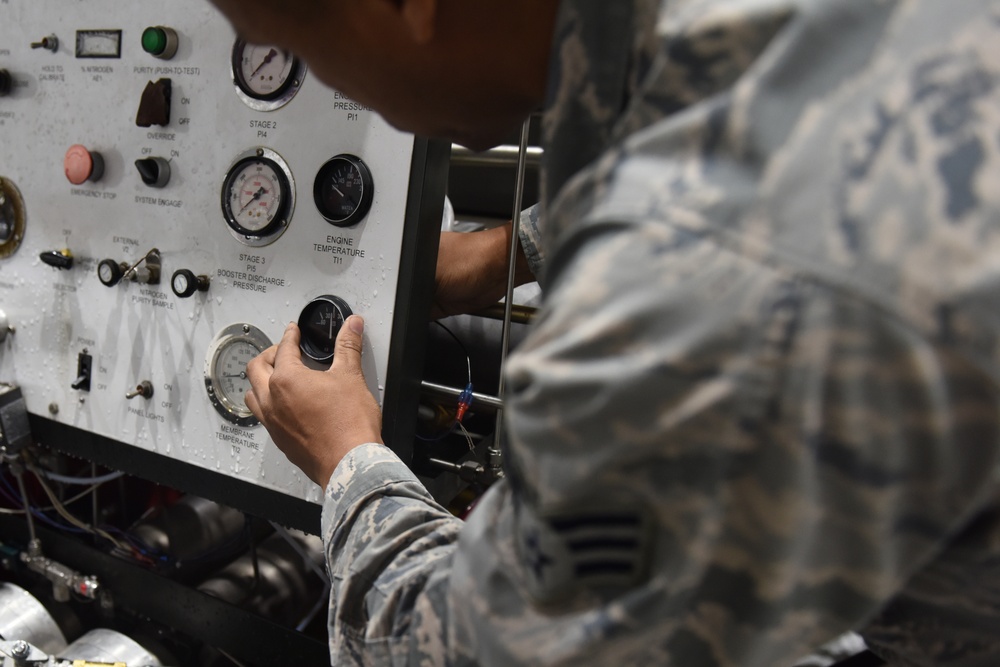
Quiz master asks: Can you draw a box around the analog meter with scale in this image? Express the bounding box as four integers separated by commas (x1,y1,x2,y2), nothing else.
204,323,273,427
231,39,306,111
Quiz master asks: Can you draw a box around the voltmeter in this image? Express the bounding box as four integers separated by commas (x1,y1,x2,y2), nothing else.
221,148,295,247
313,154,374,227
231,40,306,112
204,323,273,427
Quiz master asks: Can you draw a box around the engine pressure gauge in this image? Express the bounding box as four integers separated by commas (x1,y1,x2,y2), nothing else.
231,39,306,112
297,295,353,364
205,323,273,427
313,155,374,227
221,147,295,247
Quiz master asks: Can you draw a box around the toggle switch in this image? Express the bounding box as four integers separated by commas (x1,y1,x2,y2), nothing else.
0,70,11,97
135,78,171,128
141,27,178,60
135,157,170,188
39,249,73,270
0,309,14,343
64,145,105,185
72,351,92,391
125,381,153,400
171,269,210,298
30,35,59,52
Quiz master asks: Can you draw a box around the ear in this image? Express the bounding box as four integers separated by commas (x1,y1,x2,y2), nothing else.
400,0,437,44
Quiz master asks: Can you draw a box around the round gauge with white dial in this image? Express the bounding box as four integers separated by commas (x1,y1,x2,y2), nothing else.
231,39,306,111
205,323,273,426
221,148,295,247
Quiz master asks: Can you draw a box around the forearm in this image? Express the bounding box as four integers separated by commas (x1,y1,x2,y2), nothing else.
323,444,463,665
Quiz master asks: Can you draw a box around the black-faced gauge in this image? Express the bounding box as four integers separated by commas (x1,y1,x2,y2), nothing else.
313,154,374,227
297,295,353,364
221,147,295,247
205,323,273,427
0,178,26,259
231,39,306,111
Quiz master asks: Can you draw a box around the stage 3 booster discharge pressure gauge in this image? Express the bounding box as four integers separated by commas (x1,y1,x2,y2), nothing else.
205,323,273,427
221,147,295,247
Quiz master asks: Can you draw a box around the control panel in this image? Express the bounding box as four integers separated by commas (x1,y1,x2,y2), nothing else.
0,3,446,529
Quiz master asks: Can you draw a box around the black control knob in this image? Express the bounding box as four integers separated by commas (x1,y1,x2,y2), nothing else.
171,269,209,298
297,295,353,364
0,70,11,97
97,259,125,287
39,249,73,270
135,157,171,188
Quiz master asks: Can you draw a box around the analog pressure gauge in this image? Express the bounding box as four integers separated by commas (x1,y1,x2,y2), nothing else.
297,295,353,364
231,39,306,111
0,178,26,259
221,147,295,246
313,155,374,227
205,323,273,427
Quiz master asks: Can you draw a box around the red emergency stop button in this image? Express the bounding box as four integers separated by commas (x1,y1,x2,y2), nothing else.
64,144,105,185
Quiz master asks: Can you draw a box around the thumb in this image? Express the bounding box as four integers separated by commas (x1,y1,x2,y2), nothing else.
330,315,364,375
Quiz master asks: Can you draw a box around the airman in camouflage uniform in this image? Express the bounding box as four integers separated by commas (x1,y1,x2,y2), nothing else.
227,0,1000,664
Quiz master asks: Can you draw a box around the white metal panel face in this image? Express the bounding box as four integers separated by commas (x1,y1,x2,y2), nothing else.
0,2,423,504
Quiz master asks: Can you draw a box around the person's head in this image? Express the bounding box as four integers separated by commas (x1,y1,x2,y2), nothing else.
209,0,561,149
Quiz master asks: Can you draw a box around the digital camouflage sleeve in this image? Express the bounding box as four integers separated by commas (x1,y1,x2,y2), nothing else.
322,1,1000,665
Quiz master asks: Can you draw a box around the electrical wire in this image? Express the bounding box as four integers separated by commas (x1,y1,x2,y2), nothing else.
434,321,472,385
38,469,125,486
27,464,131,552
269,522,332,632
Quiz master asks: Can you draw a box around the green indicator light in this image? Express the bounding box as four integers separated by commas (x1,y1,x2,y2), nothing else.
142,27,167,55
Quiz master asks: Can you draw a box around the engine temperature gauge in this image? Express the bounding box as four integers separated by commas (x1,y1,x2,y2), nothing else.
313,154,374,227
231,39,306,111
205,323,273,427
221,147,295,246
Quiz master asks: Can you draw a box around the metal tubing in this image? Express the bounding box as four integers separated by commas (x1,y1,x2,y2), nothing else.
421,381,503,410
450,144,542,169
493,119,533,450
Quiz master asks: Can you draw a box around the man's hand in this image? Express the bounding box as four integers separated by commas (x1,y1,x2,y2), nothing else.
245,316,382,488
433,223,535,319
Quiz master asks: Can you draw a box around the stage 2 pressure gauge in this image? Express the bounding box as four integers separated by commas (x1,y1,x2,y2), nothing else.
313,155,374,227
221,147,295,247
231,39,306,112
205,323,273,427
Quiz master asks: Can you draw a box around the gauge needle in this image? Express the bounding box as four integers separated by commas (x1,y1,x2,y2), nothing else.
331,184,357,208
250,48,278,78
329,314,334,340
240,187,267,213
221,373,247,379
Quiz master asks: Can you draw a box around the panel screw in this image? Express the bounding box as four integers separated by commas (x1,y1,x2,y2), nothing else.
11,640,29,657
48,402,59,415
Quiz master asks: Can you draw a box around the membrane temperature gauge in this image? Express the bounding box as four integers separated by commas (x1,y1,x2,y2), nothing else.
205,323,273,427
221,147,295,247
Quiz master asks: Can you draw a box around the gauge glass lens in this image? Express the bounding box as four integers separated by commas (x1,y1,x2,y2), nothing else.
313,155,373,227
234,42,295,100
75,30,122,58
172,272,189,294
224,159,285,233
98,263,114,283
212,339,261,418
